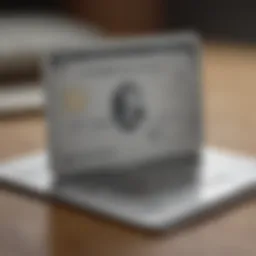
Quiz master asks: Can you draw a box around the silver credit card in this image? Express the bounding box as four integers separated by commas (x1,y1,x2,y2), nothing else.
43,32,202,175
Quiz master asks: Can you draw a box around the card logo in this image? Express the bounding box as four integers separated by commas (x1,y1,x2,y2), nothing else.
112,82,146,132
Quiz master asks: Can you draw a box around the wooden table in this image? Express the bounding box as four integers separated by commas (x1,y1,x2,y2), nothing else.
1,44,256,256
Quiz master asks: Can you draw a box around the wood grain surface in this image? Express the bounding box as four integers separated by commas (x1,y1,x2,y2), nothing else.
0,43,256,256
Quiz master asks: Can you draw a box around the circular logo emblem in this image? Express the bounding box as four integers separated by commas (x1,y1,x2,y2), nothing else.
112,82,145,132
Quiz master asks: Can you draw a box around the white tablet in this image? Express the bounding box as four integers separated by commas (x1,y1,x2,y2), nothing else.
1,148,256,232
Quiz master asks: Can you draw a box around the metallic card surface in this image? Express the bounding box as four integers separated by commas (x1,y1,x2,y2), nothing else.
44,33,202,174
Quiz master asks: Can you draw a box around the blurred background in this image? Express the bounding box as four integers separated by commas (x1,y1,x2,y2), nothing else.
1,0,256,116
1,3,256,255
